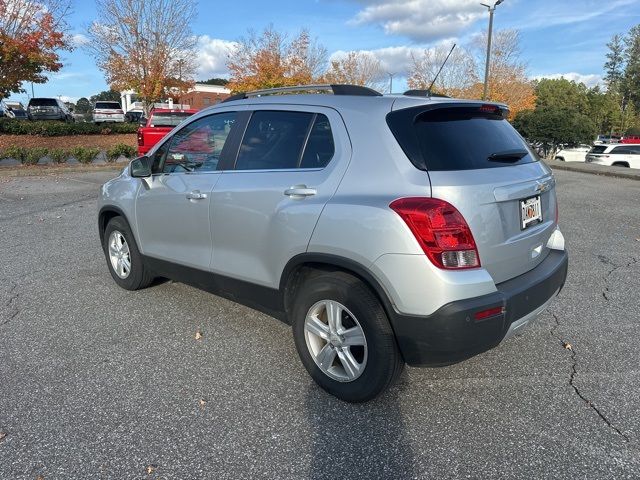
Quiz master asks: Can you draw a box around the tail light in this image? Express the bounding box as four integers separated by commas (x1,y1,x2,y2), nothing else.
137,131,144,146
390,197,480,270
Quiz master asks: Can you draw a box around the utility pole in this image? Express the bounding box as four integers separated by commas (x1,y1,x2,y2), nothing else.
387,72,395,94
481,0,504,100
31,82,35,98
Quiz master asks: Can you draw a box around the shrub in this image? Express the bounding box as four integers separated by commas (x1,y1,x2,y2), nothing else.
48,148,69,164
24,147,49,165
0,118,138,136
1,145,27,163
70,146,100,164
106,143,137,162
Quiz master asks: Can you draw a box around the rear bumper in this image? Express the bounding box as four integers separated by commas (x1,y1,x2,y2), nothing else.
389,249,568,366
94,115,125,123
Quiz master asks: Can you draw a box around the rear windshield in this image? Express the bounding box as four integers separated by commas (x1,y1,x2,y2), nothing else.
387,105,536,171
28,98,57,107
95,102,121,109
150,112,193,127
589,145,608,154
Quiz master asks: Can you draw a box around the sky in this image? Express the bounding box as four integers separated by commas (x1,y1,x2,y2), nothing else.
8,0,640,105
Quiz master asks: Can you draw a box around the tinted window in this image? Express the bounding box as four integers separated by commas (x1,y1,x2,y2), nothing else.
95,102,121,109
151,112,194,127
161,112,237,173
28,98,57,107
300,114,335,168
235,111,314,170
589,145,608,154
387,105,536,171
612,146,631,154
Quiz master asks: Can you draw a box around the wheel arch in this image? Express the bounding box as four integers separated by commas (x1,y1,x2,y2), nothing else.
612,161,630,168
280,253,397,323
98,205,133,244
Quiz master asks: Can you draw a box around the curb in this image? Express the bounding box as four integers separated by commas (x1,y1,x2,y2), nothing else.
0,162,126,177
545,159,640,181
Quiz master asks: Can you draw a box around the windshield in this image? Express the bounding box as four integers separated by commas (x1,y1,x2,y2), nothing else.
150,112,193,127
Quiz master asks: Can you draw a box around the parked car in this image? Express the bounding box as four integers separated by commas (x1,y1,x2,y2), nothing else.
99,85,568,402
586,144,640,168
554,145,590,162
621,135,640,144
1,100,28,120
137,108,198,155
125,109,144,123
93,101,125,123
27,98,74,122
595,134,621,144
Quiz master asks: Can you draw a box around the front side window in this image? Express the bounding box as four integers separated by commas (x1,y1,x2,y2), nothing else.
235,111,314,170
161,112,237,174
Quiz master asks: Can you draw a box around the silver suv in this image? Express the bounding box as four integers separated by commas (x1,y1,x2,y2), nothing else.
98,85,568,402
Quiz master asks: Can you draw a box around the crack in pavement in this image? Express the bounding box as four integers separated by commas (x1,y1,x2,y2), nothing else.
550,312,630,443
1,281,20,326
597,254,638,303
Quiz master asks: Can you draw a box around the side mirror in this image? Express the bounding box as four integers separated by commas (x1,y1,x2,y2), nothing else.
130,156,151,177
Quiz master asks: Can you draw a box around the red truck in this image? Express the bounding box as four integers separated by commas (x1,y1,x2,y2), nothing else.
137,108,198,156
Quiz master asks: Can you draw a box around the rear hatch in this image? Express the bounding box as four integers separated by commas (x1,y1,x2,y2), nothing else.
387,102,558,284
586,144,608,162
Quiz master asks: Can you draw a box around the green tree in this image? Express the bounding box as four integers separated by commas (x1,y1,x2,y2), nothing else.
75,97,92,114
513,107,596,158
604,34,625,92
199,78,229,86
534,78,590,114
89,90,121,105
623,25,640,111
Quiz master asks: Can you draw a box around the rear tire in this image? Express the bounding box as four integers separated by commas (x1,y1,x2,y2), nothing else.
291,271,404,402
555,157,565,161
103,216,154,290
612,162,630,168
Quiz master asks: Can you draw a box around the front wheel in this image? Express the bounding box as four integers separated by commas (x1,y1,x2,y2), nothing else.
292,271,404,402
103,216,154,290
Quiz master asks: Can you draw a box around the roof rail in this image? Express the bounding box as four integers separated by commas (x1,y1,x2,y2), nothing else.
403,89,451,99
221,84,382,103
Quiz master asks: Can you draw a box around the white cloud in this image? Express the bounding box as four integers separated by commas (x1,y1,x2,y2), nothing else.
70,33,90,47
59,95,79,103
533,72,604,88
195,36,236,79
351,0,485,42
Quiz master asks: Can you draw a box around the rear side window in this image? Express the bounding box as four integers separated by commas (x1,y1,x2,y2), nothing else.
589,145,608,154
300,114,335,168
387,105,537,171
95,102,121,109
28,98,57,107
235,111,313,170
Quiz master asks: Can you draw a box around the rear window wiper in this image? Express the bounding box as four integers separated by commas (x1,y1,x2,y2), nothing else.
487,149,529,162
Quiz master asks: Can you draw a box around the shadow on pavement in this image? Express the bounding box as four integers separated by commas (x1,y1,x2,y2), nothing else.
305,375,415,479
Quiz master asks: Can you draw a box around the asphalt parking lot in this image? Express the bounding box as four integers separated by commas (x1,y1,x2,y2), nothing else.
1,168,639,479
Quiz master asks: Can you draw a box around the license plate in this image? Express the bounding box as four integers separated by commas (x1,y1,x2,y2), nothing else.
520,195,542,230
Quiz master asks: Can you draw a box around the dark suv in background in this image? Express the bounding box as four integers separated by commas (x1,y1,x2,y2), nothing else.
27,98,74,122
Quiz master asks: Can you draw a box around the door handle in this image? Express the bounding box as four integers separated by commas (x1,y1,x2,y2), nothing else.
284,185,317,198
186,190,207,200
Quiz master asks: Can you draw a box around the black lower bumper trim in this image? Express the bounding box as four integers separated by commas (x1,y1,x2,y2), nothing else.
389,249,568,366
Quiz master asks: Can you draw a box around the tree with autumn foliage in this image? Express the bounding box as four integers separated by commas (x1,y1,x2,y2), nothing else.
226,26,327,92
464,29,536,118
87,0,197,110
407,44,478,96
0,0,72,98
322,51,385,90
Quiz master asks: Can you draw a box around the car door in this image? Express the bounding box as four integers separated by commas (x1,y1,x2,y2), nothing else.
209,107,351,288
135,110,239,269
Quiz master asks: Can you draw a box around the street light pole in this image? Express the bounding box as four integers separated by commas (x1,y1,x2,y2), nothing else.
481,0,503,100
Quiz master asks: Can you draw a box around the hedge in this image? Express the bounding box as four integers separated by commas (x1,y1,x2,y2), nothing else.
0,143,137,164
0,118,138,136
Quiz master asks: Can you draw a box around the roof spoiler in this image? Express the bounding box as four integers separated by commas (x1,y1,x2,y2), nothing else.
403,89,451,98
